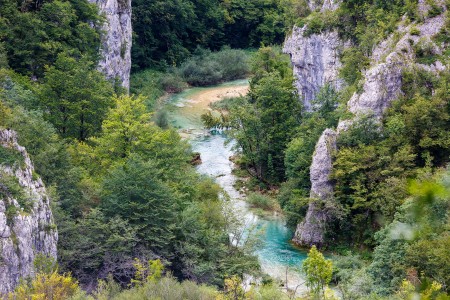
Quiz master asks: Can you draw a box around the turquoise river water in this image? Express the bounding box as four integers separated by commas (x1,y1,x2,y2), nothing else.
165,79,307,290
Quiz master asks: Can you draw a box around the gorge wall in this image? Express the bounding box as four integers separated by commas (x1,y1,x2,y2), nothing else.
283,1,343,111
89,0,132,90
286,1,447,246
0,129,58,294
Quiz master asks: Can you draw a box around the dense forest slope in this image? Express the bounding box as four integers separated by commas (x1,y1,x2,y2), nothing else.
0,0,449,298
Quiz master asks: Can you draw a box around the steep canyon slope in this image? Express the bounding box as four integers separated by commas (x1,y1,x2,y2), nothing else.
284,0,448,246
0,129,57,294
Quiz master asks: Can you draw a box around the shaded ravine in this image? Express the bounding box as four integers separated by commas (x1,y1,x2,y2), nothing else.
165,79,307,290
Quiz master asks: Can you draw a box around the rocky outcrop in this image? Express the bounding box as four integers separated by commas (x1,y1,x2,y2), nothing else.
283,2,343,111
293,129,336,246
308,0,340,11
90,0,132,90
0,129,57,294
292,6,447,246
347,12,446,119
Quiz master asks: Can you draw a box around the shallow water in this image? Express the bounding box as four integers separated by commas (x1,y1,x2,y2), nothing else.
165,80,307,289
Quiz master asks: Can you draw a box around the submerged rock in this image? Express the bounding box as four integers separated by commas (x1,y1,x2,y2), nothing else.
0,129,57,293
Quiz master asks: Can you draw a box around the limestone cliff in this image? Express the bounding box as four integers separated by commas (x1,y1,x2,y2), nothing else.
290,3,447,246
283,1,343,111
0,129,57,294
292,129,336,246
90,0,132,90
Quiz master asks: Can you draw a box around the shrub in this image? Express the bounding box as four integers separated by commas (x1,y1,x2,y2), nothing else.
210,96,246,111
247,193,277,211
0,145,24,168
212,48,250,81
410,26,421,36
179,49,249,86
0,171,32,212
159,72,187,93
9,272,79,300
427,0,443,18
339,47,370,86
414,39,438,65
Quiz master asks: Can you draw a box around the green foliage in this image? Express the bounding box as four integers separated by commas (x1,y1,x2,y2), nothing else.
337,114,382,148
303,245,333,297
224,47,301,184
369,169,450,295
131,259,164,286
57,208,140,286
303,10,338,36
38,53,114,140
281,85,340,226
0,171,33,213
129,69,167,110
131,0,289,70
101,156,176,253
34,254,59,275
426,0,444,18
247,193,277,211
329,67,450,247
179,48,249,86
339,48,370,86
414,38,438,65
91,275,219,300
0,0,102,78
210,96,246,111
0,145,24,168
9,271,79,300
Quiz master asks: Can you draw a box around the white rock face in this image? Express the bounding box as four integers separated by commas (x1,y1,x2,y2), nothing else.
283,2,343,111
308,0,340,11
0,129,57,294
90,0,132,90
293,129,336,246
292,9,447,246
348,13,446,119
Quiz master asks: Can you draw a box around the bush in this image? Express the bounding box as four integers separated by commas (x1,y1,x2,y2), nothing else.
210,96,246,111
9,271,79,300
159,72,187,93
247,193,277,211
130,70,166,110
179,48,249,86
0,145,24,168
303,10,338,36
179,58,223,86
414,39,438,65
212,48,250,81
339,47,370,86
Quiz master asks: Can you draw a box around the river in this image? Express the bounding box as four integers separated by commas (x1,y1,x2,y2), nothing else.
165,79,307,291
